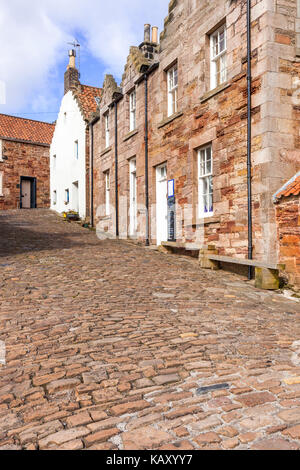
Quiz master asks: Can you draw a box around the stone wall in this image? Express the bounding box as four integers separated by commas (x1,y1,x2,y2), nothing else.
275,195,300,288
0,139,50,210
92,0,300,261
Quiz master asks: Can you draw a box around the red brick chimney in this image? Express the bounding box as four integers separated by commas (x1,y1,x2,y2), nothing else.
64,49,79,95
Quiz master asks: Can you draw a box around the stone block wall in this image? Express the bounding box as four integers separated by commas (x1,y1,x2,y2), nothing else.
0,140,50,210
275,195,300,288
92,0,300,262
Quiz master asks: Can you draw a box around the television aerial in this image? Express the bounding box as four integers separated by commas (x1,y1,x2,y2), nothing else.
68,39,81,78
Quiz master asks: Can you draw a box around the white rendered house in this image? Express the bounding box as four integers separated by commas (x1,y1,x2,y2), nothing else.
50,50,101,220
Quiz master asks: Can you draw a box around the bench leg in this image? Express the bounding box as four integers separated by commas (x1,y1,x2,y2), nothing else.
255,267,280,290
199,249,220,271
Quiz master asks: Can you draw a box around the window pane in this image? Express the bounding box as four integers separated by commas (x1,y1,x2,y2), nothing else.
174,67,178,86
219,29,225,52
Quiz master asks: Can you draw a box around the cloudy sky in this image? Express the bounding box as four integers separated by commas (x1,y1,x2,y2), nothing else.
0,0,169,122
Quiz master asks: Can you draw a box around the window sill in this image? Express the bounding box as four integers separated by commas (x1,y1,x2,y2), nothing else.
101,146,112,157
123,129,138,142
188,215,219,226
199,82,231,104
158,111,184,129
99,215,111,221
199,215,220,225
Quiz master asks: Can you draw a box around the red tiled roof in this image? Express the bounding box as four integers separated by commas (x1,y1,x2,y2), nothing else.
274,172,300,201
74,85,102,121
0,113,54,145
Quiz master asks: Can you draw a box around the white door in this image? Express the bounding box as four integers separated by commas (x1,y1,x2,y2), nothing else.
156,164,168,246
129,159,137,236
21,180,31,209
72,181,79,213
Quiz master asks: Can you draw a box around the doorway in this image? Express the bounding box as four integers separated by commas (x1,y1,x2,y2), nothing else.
156,163,168,246
129,159,137,237
20,177,36,209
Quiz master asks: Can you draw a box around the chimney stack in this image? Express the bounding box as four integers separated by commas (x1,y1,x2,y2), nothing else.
144,24,151,42
152,26,158,44
64,49,79,95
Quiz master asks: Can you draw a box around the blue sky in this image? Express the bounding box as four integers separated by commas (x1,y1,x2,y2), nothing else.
0,0,170,123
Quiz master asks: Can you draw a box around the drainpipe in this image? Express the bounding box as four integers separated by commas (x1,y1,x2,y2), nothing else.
136,62,159,246
144,73,150,246
109,92,123,239
89,115,100,227
247,0,253,280
114,100,119,238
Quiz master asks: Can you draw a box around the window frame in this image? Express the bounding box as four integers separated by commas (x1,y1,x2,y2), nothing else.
105,170,110,216
65,188,70,204
198,145,213,218
0,139,3,161
74,141,79,160
0,171,3,196
167,64,178,117
210,24,227,90
105,113,110,149
129,90,136,132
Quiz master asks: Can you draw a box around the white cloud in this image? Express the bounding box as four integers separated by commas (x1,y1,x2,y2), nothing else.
0,0,169,117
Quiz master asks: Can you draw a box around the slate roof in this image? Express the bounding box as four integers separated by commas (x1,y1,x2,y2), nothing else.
273,171,300,202
0,113,54,145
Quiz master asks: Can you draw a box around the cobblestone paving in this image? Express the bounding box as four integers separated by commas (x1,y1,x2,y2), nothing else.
0,209,300,450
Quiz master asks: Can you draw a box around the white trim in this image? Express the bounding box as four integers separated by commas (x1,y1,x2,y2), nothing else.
198,145,213,218
0,171,3,196
129,90,136,132
105,170,110,216
105,113,110,148
0,139,3,161
167,65,178,117
210,24,227,90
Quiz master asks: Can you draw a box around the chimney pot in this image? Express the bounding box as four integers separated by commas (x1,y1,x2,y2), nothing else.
152,26,158,44
68,49,76,69
144,24,151,42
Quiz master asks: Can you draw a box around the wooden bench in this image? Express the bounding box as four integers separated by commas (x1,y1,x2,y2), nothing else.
199,249,285,290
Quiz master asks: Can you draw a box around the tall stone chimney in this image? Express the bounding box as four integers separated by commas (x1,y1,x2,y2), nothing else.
139,24,159,60
64,49,79,95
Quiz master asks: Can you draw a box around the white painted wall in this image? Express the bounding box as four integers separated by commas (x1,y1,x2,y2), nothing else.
50,91,87,218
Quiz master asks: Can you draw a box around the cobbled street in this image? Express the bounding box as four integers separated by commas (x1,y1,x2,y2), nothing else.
0,210,300,450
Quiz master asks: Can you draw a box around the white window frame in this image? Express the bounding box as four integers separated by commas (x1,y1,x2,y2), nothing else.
105,170,110,216
167,64,178,117
0,172,3,196
210,24,227,90
198,145,213,218
0,139,3,161
129,90,136,132
65,188,69,205
105,113,110,148
129,158,137,235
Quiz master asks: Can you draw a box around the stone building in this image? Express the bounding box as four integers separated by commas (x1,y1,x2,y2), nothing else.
50,50,101,220
91,0,300,282
0,114,54,210
273,172,300,289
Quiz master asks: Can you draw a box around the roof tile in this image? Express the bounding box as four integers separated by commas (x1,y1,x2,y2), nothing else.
273,172,300,202
0,114,54,145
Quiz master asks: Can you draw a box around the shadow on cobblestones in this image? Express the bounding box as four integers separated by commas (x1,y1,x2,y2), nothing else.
0,209,98,258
